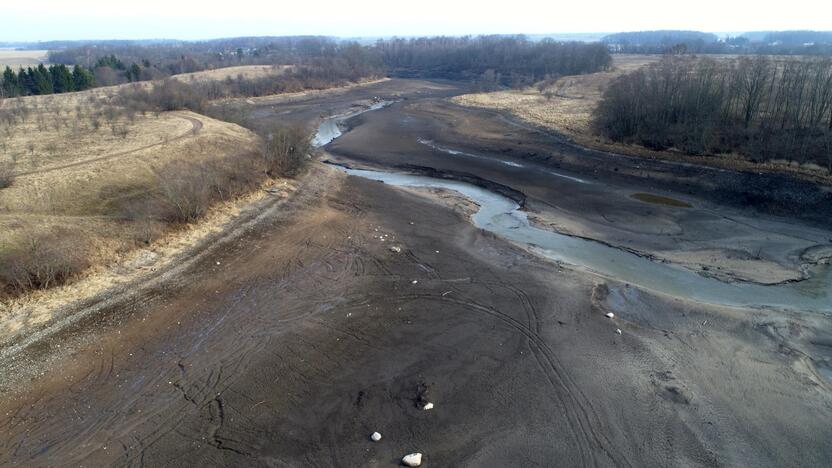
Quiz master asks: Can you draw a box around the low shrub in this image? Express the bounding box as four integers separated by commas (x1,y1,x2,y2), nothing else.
118,79,207,114
107,151,265,226
263,125,311,177
0,230,90,294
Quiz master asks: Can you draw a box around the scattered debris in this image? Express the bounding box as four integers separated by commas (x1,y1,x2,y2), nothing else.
605,312,615,319
616,328,622,335
371,431,382,442
422,402,434,410
402,453,423,467
390,246,402,253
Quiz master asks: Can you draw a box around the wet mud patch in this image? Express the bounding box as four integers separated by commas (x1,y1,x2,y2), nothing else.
631,192,693,208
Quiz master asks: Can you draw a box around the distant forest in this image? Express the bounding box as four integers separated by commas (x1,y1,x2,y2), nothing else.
603,30,832,55
594,56,832,170
376,36,611,86
39,35,610,90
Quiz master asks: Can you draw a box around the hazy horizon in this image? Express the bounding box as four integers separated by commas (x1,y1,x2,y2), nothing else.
3,0,830,42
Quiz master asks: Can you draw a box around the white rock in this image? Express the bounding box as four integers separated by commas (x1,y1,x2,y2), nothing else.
422,402,434,410
412,280,418,284
402,453,423,467
605,312,615,319
370,431,382,442
390,246,402,253
616,328,622,335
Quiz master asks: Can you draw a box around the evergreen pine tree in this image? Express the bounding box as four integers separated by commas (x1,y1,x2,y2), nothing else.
51,64,75,93
20,67,36,95
1,66,21,97
34,64,54,94
72,65,94,91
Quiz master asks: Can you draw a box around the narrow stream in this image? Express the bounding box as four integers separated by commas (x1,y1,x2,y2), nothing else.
340,168,832,314
316,103,832,314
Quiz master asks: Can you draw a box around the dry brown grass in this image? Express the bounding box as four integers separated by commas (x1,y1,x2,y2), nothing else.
0,49,48,69
171,65,293,83
0,93,192,173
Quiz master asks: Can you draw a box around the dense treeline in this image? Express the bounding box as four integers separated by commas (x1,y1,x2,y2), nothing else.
48,37,382,86
603,31,719,54
377,36,611,86
0,64,95,97
47,35,611,90
603,30,832,55
594,56,832,170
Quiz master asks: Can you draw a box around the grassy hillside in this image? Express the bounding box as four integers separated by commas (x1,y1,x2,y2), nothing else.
0,80,264,298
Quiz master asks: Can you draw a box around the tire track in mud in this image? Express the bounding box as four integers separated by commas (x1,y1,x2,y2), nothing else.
0,167,354,466
116,188,366,465
384,290,631,467
15,114,203,177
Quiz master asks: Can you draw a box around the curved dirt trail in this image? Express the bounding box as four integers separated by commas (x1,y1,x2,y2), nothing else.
15,114,204,177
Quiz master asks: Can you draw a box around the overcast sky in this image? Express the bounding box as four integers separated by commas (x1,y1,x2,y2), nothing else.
3,0,830,42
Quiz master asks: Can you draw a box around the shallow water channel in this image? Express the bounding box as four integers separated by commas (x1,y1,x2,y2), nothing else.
312,101,391,147
340,168,832,313
318,105,831,314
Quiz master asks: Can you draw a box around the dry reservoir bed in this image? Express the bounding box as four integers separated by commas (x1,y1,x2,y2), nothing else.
0,78,831,467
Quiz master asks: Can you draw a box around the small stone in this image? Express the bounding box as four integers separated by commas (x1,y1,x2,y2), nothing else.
370,431,382,442
402,453,422,467
616,328,622,335
412,280,418,284
422,402,434,410
390,246,402,253
605,312,614,319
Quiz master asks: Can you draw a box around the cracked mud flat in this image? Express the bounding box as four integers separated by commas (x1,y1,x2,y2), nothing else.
1,79,832,467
